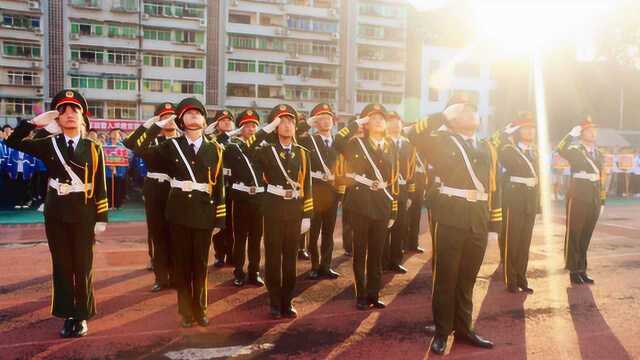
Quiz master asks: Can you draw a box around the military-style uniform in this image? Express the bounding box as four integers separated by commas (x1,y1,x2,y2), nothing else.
225,109,266,286
210,110,235,267
6,90,108,337
334,104,399,308
498,118,540,292
406,151,427,251
383,111,416,272
123,102,177,290
406,102,501,340
557,119,605,283
256,104,313,317
128,98,226,325
299,103,341,278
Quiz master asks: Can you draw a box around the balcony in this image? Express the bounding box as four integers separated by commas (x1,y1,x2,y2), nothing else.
69,0,101,10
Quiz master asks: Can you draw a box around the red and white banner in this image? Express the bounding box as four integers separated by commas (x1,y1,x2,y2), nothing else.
90,119,141,132
103,145,129,167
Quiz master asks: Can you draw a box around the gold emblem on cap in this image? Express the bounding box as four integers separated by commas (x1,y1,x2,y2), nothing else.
164,103,171,109
247,110,253,115
323,104,329,109
65,91,74,98
279,105,286,111
223,111,228,115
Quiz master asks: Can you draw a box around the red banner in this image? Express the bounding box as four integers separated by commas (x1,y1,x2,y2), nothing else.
90,119,141,132
103,145,129,167
618,154,635,170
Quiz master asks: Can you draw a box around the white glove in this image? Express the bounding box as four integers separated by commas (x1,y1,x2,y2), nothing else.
355,116,369,126
204,121,218,136
30,110,59,127
387,219,395,229
488,232,498,241
437,123,449,132
44,121,62,135
94,222,107,234
143,116,158,129
443,103,465,121
227,126,242,137
212,227,221,235
306,116,319,127
262,116,282,134
503,122,518,135
300,218,311,234
569,125,582,137
599,205,604,217
155,115,176,130
406,199,412,209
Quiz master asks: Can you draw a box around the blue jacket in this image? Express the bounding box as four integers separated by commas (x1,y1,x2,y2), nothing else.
6,148,37,181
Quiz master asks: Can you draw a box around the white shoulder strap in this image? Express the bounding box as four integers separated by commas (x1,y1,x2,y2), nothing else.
235,143,259,186
356,138,393,200
513,145,538,178
51,137,84,185
172,138,197,182
310,135,331,175
271,146,300,189
449,136,486,193
583,149,600,176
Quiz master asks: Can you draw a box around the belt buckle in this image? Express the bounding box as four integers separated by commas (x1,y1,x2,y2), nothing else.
58,183,70,196
466,190,478,202
249,186,257,195
183,182,193,192
322,173,329,182
370,180,380,191
284,190,293,199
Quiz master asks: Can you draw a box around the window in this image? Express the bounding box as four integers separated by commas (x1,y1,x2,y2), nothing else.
175,30,204,45
259,14,280,26
258,85,283,98
285,87,311,101
71,75,104,89
112,0,138,11
382,92,402,104
227,84,255,97
257,37,284,51
451,90,479,104
309,64,334,79
108,24,138,39
7,71,40,85
3,42,41,58
143,1,204,19
87,102,104,118
358,69,379,81
359,3,405,18
173,80,203,94
4,98,36,116
258,61,283,74
106,77,136,91
428,88,439,102
175,55,203,69
144,53,171,67
106,49,137,65
358,45,404,62
381,71,403,84
143,79,164,92
228,59,255,72
229,35,256,49
71,21,103,36
107,103,137,119
285,63,308,77
287,16,337,33
312,88,335,101
357,91,379,103
144,28,171,41
70,0,101,8
71,48,104,63
229,13,251,24
2,14,40,30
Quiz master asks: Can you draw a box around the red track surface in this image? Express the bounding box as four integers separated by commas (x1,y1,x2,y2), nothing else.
1,203,639,359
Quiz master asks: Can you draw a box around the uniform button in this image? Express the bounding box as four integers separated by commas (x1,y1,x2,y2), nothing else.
210,200,214,204
191,161,195,165
188,194,192,198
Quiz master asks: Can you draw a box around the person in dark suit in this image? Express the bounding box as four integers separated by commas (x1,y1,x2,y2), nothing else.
126,98,226,328
557,117,605,285
6,89,108,338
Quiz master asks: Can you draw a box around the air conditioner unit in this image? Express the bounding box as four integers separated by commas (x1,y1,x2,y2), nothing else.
329,8,337,17
276,74,283,80
199,19,207,27
70,33,80,40
28,1,40,10
250,100,258,107
231,0,239,7
197,44,206,51
31,60,41,68
35,88,43,96
225,46,234,54
332,33,339,40
34,28,43,36
70,61,80,69
142,13,150,20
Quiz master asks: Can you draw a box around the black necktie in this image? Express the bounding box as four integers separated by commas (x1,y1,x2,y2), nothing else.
465,138,475,150
324,139,330,148
67,140,75,161
189,143,197,159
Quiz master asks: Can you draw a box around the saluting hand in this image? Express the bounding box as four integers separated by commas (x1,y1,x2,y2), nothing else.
94,222,107,234
155,115,176,129
355,116,369,126
204,121,218,136
143,116,159,129
569,125,582,137
300,218,311,235
212,227,221,236
263,116,282,134
30,110,59,127
387,219,395,229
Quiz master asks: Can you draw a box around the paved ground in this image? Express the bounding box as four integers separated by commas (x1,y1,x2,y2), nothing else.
1,200,639,359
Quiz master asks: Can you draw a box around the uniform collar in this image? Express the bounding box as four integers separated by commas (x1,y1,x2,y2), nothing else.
186,136,203,153
64,134,81,148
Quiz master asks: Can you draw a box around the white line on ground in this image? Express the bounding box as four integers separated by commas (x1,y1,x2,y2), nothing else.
164,344,275,359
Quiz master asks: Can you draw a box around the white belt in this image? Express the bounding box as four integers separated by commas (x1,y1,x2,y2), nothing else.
223,168,232,176
311,170,335,182
434,176,441,184
146,172,171,183
232,182,264,195
510,176,538,187
49,178,91,196
573,172,600,182
439,185,488,202
416,166,426,174
346,173,387,191
170,179,211,194
266,184,300,200
398,179,407,185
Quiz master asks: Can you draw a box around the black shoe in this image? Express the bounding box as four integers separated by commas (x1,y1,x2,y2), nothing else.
297,250,310,260
322,268,341,279
181,317,193,328
580,272,594,284
307,270,321,280
60,318,74,338
390,265,408,274
247,275,264,287
519,285,534,294
270,306,282,319
213,258,225,268
356,299,370,311
344,251,353,257
368,299,386,309
73,320,88,337
151,283,163,292
196,316,209,327
431,335,447,355
507,284,520,293
282,305,298,318
458,331,494,349
570,272,584,285
233,276,245,287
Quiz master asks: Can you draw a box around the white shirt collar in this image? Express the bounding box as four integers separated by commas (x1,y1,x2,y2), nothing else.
318,134,333,144
64,134,80,148
280,142,292,151
517,142,531,151
186,136,203,153
372,138,385,148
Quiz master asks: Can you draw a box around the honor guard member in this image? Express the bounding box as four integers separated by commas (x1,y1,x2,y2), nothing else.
226,109,266,287
339,120,364,257
205,110,236,267
6,89,108,338
123,102,178,292
406,95,501,355
406,147,427,253
557,117,605,285
256,104,313,319
130,98,226,328
383,111,416,274
301,103,342,280
499,113,539,293
334,103,399,311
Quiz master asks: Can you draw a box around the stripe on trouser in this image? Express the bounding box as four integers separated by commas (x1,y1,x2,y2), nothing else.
431,222,439,295
564,198,572,265
504,208,510,285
